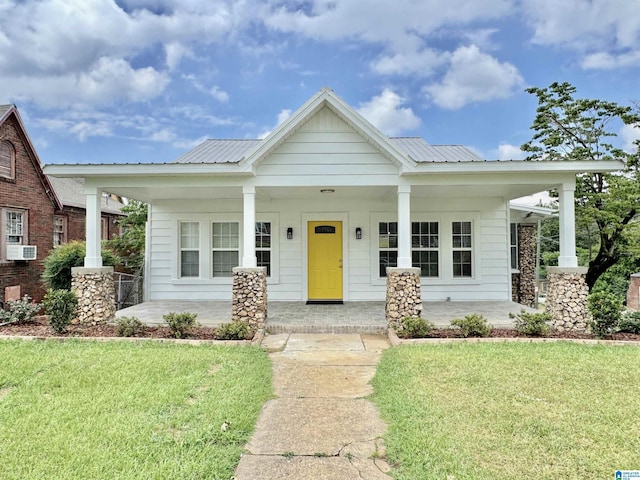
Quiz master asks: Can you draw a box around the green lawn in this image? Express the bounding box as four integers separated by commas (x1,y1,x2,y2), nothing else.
372,342,640,480
0,340,272,480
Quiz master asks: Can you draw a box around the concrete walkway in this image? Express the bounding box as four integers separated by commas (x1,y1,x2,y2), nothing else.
234,334,392,480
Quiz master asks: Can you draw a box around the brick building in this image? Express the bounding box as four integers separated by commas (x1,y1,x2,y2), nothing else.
1,104,123,304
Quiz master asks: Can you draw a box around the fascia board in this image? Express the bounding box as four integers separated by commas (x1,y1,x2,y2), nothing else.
402,160,624,175
43,163,253,177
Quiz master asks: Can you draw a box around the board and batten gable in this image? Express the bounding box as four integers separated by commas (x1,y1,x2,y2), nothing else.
255,106,400,182
147,195,511,302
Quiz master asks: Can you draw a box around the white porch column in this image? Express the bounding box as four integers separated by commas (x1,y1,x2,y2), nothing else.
242,186,257,268
558,180,578,268
84,185,103,268
397,185,412,268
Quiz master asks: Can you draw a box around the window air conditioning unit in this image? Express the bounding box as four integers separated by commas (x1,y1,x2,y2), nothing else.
6,245,37,261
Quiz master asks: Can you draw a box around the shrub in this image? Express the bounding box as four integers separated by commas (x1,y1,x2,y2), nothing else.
588,291,623,337
450,314,492,337
116,316,146,337
509,309,552,336
42,289,78,334
396,316,434,338
214,320,252,340
618,311,640,334
0,295,41,325
42,241,120,290
163,312,197,339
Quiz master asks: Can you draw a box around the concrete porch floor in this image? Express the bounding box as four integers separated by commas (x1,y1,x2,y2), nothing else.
115,300,536,333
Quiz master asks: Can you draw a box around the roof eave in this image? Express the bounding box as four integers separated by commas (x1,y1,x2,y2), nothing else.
43,162,254,177
401,160,624,175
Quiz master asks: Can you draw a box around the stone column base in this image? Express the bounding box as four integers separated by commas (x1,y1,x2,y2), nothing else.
385,267,423,330
71,267,116,325
232,267,267,331
545,267,589,332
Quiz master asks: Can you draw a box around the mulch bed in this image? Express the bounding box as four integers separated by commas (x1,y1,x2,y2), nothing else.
0,316,219,340
2,317,640,342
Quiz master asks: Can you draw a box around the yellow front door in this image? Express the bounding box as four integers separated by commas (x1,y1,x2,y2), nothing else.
308,221,343,301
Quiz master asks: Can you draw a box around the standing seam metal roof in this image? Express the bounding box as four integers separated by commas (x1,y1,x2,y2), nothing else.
173,137,486,164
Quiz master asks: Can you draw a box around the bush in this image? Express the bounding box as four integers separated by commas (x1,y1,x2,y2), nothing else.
42,289,78,334
450,314,492,337
214,320,252,340
116,316,146,337
509,309,552,336
0,295,41,325
396,316,434,338
163,312,197,339
42,241,120,290
588,291,623,337
618,311,640,334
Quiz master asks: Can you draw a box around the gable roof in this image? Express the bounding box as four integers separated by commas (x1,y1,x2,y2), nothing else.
47,176,125,215
237,87,418,173
0,104,62,210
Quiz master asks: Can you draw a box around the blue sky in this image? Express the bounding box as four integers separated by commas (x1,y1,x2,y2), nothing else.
1,0,639,166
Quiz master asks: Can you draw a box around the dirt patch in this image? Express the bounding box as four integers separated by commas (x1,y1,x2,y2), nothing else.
0,386,16,400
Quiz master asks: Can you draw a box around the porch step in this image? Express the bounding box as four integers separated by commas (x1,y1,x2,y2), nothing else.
265,323,388,334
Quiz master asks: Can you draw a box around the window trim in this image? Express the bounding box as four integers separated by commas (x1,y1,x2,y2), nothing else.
1,207,28,262
451,220,474,278
510,222,519,271
0,141,16,181
179,220,201,279
211,221,240,278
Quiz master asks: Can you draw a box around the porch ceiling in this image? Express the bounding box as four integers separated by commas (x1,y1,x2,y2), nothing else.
101,182,554,203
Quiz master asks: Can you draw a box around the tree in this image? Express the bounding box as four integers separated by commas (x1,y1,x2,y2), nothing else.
522,82,640,290
105,200,147,271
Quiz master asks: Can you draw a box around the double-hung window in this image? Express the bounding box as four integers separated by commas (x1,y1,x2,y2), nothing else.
412,222,439,277
378,221,440,277
255,221,271,276
510,223,518,270
378,222,398,277
2,208,27,261
212,222,239,277
180,221,200,277
53,215,66,247
452,221,473,277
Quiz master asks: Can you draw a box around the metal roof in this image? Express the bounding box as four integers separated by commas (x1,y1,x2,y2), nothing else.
173,137,486,164
47,176,124,214
390,137,484,162
174,139,260,164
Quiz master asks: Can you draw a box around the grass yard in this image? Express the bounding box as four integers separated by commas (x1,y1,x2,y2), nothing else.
372,342,640,480
0,340,272,480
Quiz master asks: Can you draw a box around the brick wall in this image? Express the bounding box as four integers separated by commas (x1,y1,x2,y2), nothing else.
64,206,122,241
0,114,56,303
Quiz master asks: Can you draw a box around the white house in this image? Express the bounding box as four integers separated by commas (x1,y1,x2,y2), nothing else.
44,88,621,329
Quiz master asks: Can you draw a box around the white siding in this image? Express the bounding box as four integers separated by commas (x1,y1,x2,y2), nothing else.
256,107,399,178
147,196,511,302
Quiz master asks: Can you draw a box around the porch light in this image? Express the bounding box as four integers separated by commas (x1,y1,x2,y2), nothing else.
287,227,293,240
355,227,362,240
320,189,335,193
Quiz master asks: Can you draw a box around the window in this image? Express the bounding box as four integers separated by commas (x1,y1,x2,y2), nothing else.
2,208,27,261
0,141,15,180
379,221,440,277
378,222,398,277
212,222,239,277
179,222,199,277
255,221,271,276
412,222,439,277
510,223,518,270
452,221,472,277
53,216,66,246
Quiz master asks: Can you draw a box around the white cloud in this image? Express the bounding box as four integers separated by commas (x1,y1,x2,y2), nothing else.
258,109,293,139
357,89,421,136
371,48,448,77
165,42,194,70
209,86,230,103
496,143,526,160
522,0,640,69
621,124,640,153
423,45,524,110
38,118,113,142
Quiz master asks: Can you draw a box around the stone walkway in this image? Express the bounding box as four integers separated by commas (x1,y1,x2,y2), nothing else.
234,333,392,480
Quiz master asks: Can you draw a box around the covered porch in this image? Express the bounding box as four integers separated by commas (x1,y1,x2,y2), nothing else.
115,300,537,333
